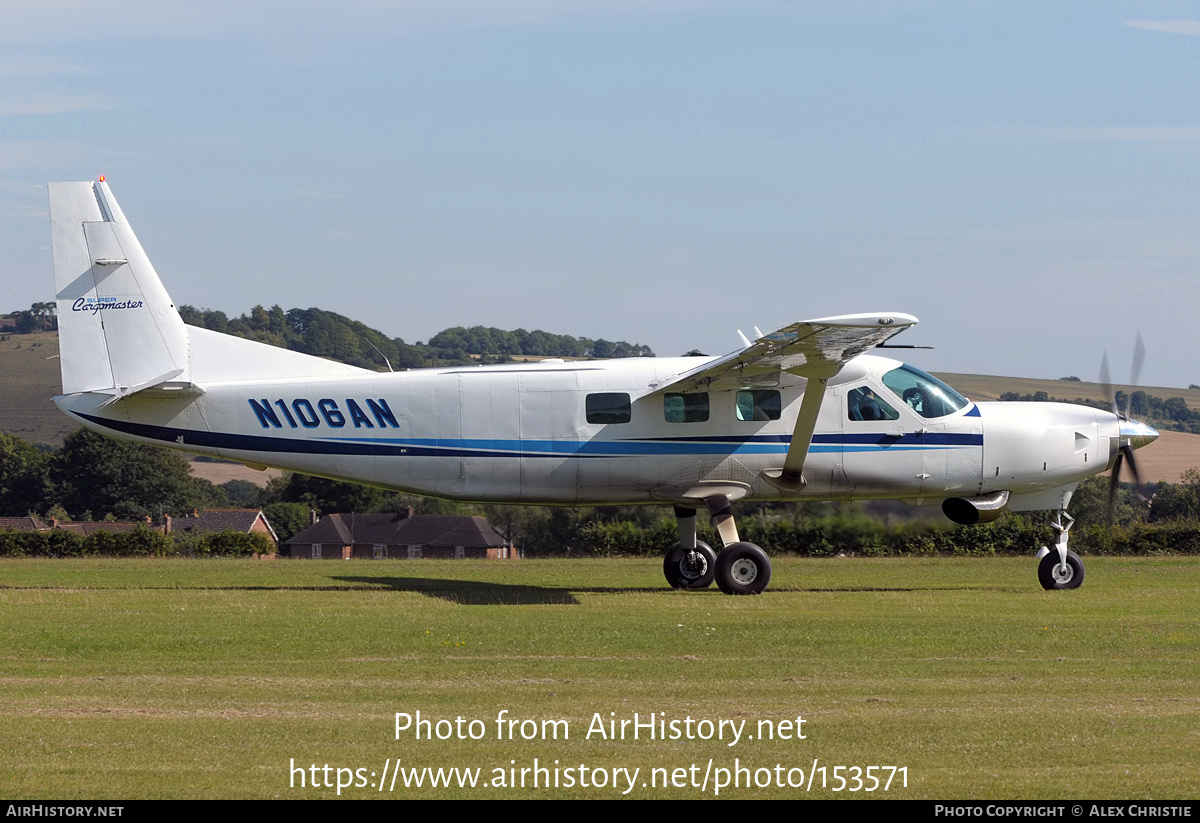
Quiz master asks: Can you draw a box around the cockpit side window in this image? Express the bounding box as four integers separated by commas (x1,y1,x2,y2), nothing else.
880,364,968,419
847,385,899,421
736,390,781,421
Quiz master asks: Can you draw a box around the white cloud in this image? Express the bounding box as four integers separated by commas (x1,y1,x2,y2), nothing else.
979,125,1200,144
0,56,112,114
1038,126,1200,143
0,0,752,45
1123,19,1200,37
0,56,92,77
0,139,88,170
0,94,114,115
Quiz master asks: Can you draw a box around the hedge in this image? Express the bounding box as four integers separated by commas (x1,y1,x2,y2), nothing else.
558,516,1200,558
0,527,274,557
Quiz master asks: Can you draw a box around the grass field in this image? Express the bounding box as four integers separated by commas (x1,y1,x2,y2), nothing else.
2,556,1198,800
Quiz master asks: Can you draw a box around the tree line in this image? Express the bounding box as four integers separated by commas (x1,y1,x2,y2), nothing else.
176,304,654,369
3,303,58,334
0,430,226,523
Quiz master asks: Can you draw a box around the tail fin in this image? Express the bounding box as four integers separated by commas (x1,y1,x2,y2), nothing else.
49,181,189,397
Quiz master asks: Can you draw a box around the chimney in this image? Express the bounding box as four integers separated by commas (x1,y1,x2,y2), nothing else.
192,508,199,518
310,509,318,526
164,513,172,535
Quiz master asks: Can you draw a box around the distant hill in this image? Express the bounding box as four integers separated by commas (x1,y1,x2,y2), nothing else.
0,332,70,445
937,373,1200,415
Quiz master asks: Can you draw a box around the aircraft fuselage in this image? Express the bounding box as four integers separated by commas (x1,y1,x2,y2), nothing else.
57,353,1121,510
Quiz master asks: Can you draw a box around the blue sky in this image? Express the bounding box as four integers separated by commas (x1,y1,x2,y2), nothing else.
3,1,1199,388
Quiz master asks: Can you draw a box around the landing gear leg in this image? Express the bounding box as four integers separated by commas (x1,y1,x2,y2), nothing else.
663,506,716,589
704,495,772,595
1036,511,1084,590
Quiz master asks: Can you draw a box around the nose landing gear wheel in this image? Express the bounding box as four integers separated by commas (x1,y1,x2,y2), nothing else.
1038,550,1085,590
715,542,772,595
663,541,717,589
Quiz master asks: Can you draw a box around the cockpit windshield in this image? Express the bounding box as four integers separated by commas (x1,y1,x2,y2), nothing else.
880,364,969,419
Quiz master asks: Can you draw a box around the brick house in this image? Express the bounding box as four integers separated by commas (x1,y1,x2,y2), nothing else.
165,509,278,546
286,512,514,560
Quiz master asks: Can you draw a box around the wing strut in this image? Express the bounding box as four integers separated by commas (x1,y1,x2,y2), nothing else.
762,364,837,491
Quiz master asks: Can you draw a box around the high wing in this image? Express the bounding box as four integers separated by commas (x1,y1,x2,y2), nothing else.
649,312,918,490
649,312,918,394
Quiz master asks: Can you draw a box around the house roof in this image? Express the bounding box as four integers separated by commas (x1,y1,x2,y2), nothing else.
172,509,278,542
288,514,508,549
394,515,509,548
55,521,148,536
0,516,49,531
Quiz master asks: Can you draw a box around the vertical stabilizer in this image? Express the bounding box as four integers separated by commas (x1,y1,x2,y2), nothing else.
50,181,189,396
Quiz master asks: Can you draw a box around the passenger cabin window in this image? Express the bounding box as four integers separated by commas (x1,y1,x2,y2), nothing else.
847,386,899,421
880,364,969,419
586,392,632,424
664,392,709,423
736,390,781,421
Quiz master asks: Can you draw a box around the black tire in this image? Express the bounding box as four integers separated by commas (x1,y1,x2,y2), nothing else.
663,541,717,589
715,542,772,595
1038,550,1085,590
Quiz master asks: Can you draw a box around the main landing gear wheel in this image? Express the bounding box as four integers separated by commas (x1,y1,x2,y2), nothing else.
715,542,772,595
1038,550,1085,590
663,541,717,589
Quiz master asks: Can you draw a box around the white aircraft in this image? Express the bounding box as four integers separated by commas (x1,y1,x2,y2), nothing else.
47,180,1159,594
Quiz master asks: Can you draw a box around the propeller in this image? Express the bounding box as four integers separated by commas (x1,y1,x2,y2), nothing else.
1101,333,1149,524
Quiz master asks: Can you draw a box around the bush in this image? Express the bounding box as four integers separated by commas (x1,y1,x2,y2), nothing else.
0,527,277,557
83,526,173,557
0,529,84,557
175,531,275,557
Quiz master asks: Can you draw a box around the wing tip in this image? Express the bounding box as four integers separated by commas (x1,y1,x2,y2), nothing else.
804,312,918,328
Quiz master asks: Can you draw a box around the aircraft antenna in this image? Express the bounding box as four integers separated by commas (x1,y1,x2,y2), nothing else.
365,338,394,373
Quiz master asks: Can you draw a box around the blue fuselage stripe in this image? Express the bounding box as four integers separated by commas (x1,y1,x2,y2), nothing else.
77,413,983,459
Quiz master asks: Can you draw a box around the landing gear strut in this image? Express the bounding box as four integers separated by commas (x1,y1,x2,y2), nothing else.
1036,511,1084,590
663,500,772,594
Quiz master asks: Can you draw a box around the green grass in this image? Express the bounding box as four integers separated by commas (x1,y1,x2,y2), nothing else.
2,557,1199,799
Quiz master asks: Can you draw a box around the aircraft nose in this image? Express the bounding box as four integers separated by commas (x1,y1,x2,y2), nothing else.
1120,419,1159,451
